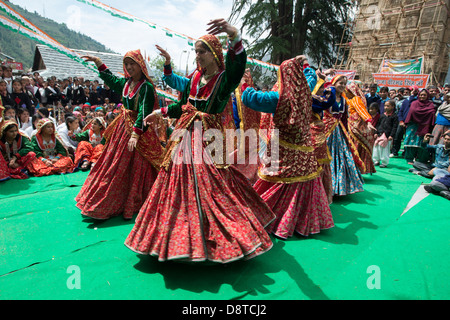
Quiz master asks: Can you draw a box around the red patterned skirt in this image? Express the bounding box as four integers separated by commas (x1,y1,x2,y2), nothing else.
27,154,74,177
125,124,275,263
74,141,104,167
348,113,376,174
1,152,37,180
253,176,334,238
75,116,158,220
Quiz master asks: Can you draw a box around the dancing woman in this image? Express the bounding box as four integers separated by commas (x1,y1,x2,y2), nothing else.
242,56,334,238
345,82,376,174
125,19,275,263
323,75,364,196
75,50,165,220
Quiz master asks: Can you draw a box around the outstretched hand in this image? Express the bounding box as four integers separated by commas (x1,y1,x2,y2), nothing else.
155,45,171,65
81,55,103,67
206,18,237,37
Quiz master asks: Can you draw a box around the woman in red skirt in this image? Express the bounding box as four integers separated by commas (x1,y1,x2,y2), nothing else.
75,50,165,220
28,118,74,177
0,120,37,180
125,19,275,263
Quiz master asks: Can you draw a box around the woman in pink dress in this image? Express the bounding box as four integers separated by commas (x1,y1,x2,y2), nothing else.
242,56,334,238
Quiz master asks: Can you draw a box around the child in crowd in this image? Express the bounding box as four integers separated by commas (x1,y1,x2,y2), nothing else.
69,117,106,171
368,102,380,128
372,100,399,168
10,79,34,116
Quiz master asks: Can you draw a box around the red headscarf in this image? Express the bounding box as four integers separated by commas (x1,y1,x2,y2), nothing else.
405,89,436,136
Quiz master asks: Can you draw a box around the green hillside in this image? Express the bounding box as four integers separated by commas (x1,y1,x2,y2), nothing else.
0,1,116,70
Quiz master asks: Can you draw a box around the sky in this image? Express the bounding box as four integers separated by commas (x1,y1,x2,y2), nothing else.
9,0,236,73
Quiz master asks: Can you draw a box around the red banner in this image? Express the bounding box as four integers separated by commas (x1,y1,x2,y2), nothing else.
335,70,357,80
372,73,429,89
1,61,23,71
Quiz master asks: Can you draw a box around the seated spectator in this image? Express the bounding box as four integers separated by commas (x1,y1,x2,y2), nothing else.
0,120,37,180
69,117,106,171
24,113,43,139
28,118,74,177
57,116,81,156
372,100,398,168
17,107,32,132
3,105,16,120
424,171,450,200
410,131,450,178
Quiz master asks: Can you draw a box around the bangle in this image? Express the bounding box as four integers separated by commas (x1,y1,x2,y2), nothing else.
131,132,140,139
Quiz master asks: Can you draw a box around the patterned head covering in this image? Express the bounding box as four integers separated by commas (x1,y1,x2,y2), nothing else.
0,120,19,140
36,118,55,135
331,74,347,85
198,34,225,72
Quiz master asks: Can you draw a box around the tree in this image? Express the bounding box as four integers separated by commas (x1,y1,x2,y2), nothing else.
229,0,354,68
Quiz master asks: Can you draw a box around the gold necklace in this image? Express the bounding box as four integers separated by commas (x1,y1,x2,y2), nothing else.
203,70,219,80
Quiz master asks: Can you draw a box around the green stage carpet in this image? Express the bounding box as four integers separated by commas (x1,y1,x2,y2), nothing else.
0,157,449,300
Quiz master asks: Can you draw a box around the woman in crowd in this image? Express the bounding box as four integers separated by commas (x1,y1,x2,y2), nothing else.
403,89,436,165
76,49,165,220
125,19,275,263
57,116,81,157
17,107,33,132
69,117,106,171
28,118,74,177
323,75,365,196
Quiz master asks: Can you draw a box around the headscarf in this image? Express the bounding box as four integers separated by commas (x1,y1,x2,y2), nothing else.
197,34,225,72
0,120,19,140
123,49,154,85
405,89,436,136
346,82,366,103
331,74,347,86
122,49,159,111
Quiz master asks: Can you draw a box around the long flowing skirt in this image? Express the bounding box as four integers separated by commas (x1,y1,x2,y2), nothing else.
125,123,275,263
75,116,158,220
348,113,376,174
327,125,364,196
253,177,334,238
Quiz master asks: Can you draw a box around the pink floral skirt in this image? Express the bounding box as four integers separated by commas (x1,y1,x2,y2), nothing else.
253,177,334,238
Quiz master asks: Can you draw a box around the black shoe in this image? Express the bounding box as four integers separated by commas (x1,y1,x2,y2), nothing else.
439,190,450,200
418,171,433,179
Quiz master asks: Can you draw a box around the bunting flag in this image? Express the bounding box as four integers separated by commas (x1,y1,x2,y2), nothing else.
75,0,279,70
